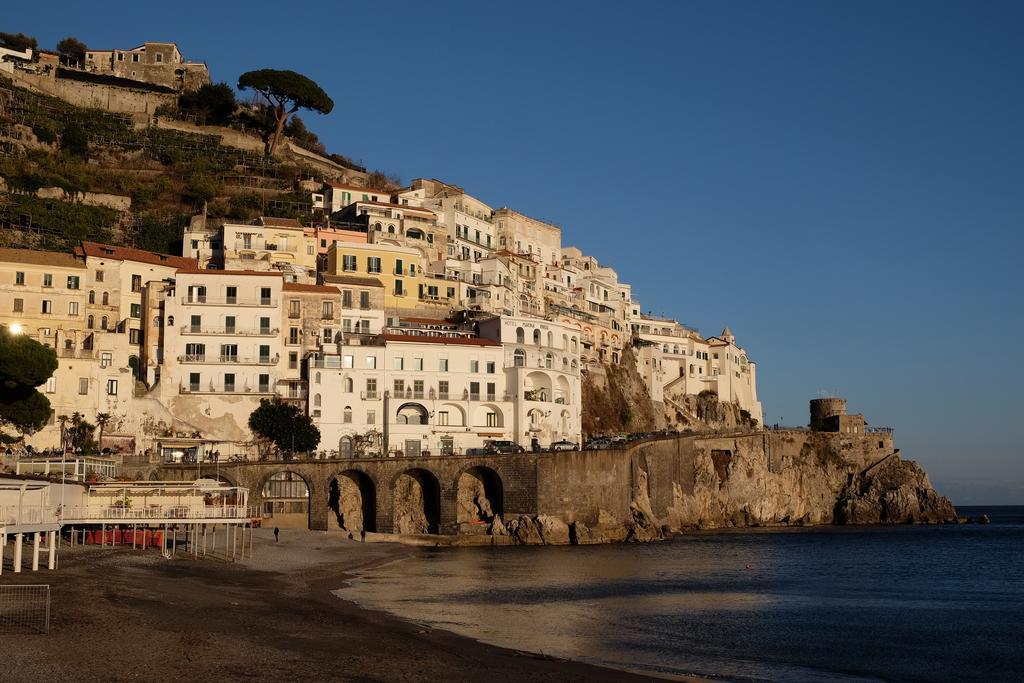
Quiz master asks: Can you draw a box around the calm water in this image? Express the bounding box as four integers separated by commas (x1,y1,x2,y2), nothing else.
340,507,1024,682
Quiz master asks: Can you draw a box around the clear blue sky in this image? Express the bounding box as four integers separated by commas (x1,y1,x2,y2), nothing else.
7,1,1023,503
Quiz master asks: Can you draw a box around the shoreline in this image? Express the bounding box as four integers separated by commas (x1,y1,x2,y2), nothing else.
3,529,688,682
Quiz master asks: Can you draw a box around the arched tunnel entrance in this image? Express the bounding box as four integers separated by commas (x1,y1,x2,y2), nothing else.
328,470,377,533
457,466,504,532
393,468,441,535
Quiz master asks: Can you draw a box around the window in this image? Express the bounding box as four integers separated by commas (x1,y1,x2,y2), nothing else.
366,410,376,425
67,276,80,290
486,412,498,427
260,287,272,305
43,274,53,288
414,357,423,371
323,300,335,318
289,299,300,318
45,377,56,394
223,373,236,392
437,411,449,426
102,292,109,306
343,407,352,424
470,381,480,400
342,319,352,333
68,302,79,316
13,298,23,313
15,272,24,285
438,380,449,399
289,327,299,344
129,329,142,344
514,349,526,367
79,378,89,395
470,360,479,373
130,303,141,318
94,269,105,283
307,245,315,255
486,382,496,400
486,361,496,374
533,329,541,345
41,300,52,314
225,286,237,304
289,352,298,370
322,328,333,344
359,291,370,309
366,356,376,369
87,315,94,329
259,374,270,393
106,379,118,396
545,353,553,369
394,280,404,296
394,259,404,275
88,290,95,304
393,379,404,394
343,255,357,272
225,316,237,334
516,327,525,343
367,257,381,273
343,355,354,369
220,344,238,362
393,357,404,370
413,380,424,397
101,316,109,330
342,290,353,308
366,378,377,397
439,359,448,372
131,274,142,292
132,53,139,62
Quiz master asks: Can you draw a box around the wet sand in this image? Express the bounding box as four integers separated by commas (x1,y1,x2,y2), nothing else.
2,529,672,682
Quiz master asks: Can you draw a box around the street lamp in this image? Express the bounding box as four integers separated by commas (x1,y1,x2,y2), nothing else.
10,323,23,335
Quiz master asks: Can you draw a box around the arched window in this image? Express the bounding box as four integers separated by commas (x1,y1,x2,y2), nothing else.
374,222,382,231
545,353,553,369
315,372,321,384
88,290,95,304
387,224,395,234
516,327,525,343
87,315,94,329
101,292,109,306
547,331,553,347
562,333,568,350
343,406,353,423
152,316,160,327
612,352,619,364
571,337,578,352
314,393,322,407
562,357,568,369
167,316,174,326
101,316,108,330
571,359,578,371
673,345,679,355
513,349,526,367
344,377,354,393
533,329,541,345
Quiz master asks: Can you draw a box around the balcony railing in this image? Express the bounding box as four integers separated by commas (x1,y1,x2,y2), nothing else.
61,505,251,521
177,354,279,365
179,384,274,395
181,326,279,336
183,296,276,307
0,505,59,526
360,391,380,400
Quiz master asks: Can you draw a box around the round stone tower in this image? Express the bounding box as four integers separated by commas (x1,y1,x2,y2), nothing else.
810,397,847,431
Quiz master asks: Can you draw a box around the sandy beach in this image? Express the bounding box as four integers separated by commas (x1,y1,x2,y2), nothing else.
2,530,669,682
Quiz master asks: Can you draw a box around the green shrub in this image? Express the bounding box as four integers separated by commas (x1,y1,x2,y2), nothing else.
60,123,89,158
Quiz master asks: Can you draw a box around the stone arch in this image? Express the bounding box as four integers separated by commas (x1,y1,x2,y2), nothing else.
456,465,504,528
525,371,552,402
473,403,504,427
392,468,441,535
437,402,466,426
406,228,424,240
259,469,313,529
555,375,571,404
329,469,377,533
396,402,428,425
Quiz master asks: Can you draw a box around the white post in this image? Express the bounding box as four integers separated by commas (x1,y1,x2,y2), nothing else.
48,531,57,570
0,531,5,576
32,532,40,571
13,532,24,573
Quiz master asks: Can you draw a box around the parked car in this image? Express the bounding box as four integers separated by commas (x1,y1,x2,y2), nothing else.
485,440,525,454
585,438,612,450
550,440,578,451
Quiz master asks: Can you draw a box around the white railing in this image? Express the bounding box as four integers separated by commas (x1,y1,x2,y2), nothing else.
0,505,59,526
61,505,251,521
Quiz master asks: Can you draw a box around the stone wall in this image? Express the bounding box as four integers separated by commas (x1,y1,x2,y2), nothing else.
8,69,174,118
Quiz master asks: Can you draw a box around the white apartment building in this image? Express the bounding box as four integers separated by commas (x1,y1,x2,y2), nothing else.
310,323,513,457
477,315,583,448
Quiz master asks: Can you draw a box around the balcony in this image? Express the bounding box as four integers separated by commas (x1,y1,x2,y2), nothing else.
360,391,380,400
179,384,275,395
177,354,279,365
183,296,276,307
181,325,279,336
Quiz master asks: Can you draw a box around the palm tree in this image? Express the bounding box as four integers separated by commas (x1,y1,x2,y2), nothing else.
95,413,112,454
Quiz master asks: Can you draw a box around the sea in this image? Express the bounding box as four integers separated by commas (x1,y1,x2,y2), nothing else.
339,506,1024,682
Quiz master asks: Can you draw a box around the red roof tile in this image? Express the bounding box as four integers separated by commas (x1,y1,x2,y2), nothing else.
78,242,196,269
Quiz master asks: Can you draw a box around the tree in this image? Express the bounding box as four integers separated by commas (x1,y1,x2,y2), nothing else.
0,32,38,53
95,412,112,453
178,83,237,125
56,37,87,67
248,397,320,457
237,69,334,155
0,327,57,440
61,122,89,158
66,412,96,453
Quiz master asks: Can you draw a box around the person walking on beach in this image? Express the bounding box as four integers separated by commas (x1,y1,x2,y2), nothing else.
274,527,280,542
